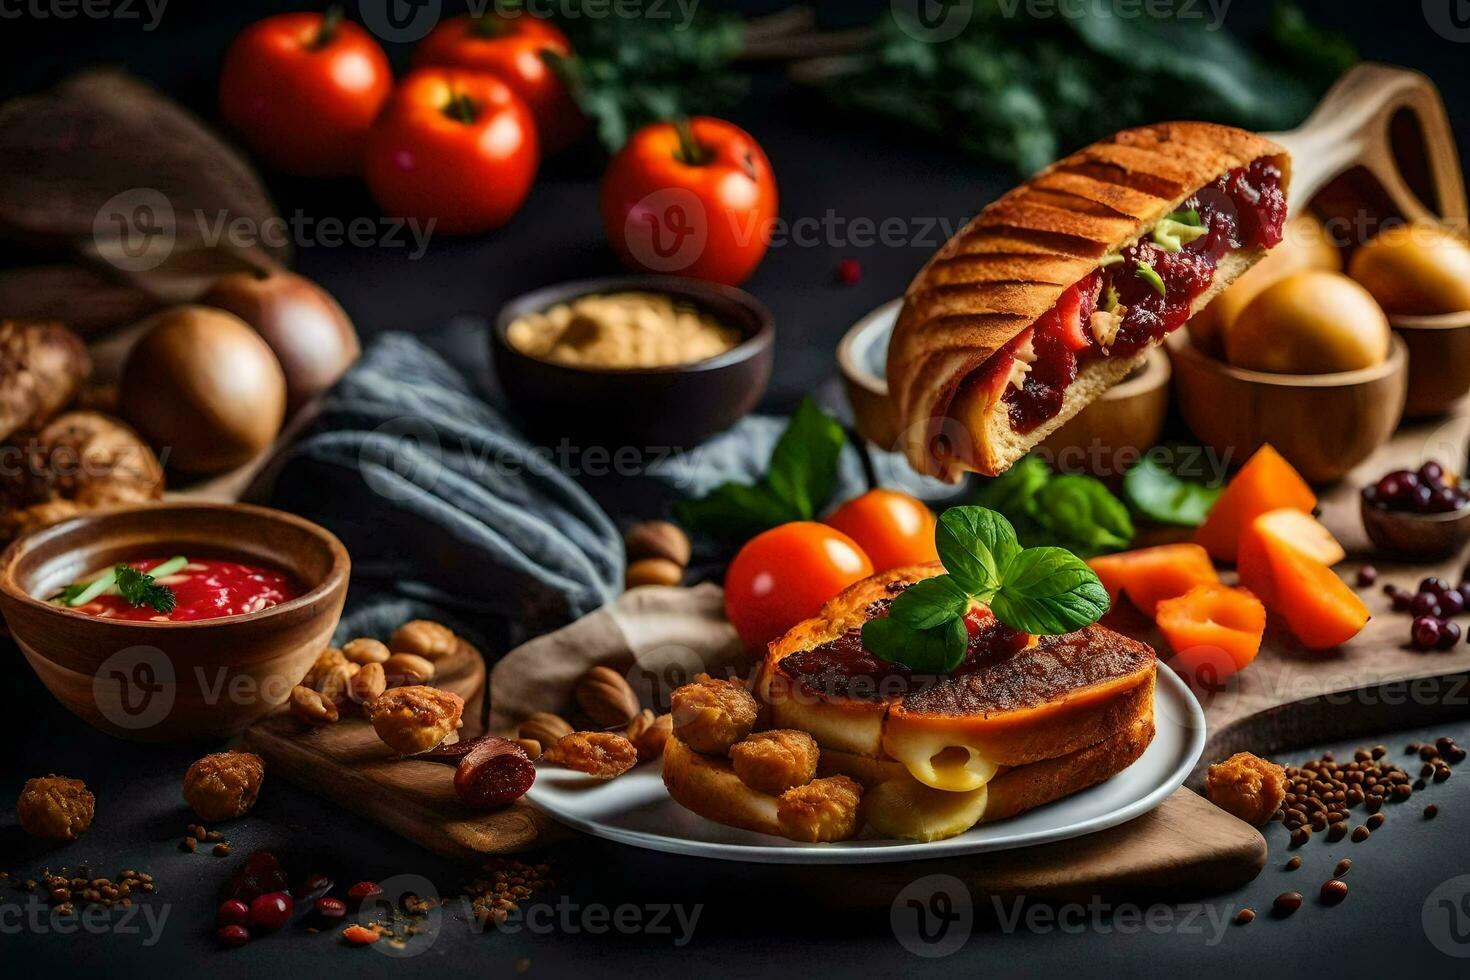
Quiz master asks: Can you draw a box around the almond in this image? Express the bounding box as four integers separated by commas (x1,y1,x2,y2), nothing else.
383,652,435,687
575,666,640,727
343,638,391,665
519,712,573,748
632,713,672,762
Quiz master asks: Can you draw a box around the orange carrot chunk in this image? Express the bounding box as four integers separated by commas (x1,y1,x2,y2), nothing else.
1238,525,1369,650
1156,584,1267,681
1194,445,1317,563
1088,543,1220,618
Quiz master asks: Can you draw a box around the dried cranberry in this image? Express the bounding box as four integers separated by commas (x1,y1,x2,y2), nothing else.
1440,590,1465,618
1421,577,1455,597
1420,460,1447,487
315,896,347,922
347,881,383,908
1438,620,1462,650
1376,470,1419,504
216,924,250,947
1411,592,1442,618
299,873,333,901
226,850,288,904
217,899,250,927
1356,566,1378,588
248,891,293,932
836,258,862,284
1412,617,1442,651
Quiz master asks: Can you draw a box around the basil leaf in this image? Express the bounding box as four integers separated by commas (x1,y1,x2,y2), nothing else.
765,398,847,521
936,506,1020,595
675,482,798,540
991,547,1111,635
972,455,1049,518
888,575,970,630
1123,455,1224,527
862,614,969,674
1035,475,1135,556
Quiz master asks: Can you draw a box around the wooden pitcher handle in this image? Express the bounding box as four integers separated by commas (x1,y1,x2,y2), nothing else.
1266,62,1467,226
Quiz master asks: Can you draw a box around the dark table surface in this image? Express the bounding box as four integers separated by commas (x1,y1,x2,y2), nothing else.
7,1,1470,976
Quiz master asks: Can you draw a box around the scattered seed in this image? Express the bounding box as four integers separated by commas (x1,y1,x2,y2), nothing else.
213,843,231,857
1334,859,1352,877
1351,825,1371,842
180,837,197,852
1320,879,1349,905
1273,892,1303,917
1367,813,1385,830
1425,804,1440,819
1235,907,1255,925
1284,856,1302,871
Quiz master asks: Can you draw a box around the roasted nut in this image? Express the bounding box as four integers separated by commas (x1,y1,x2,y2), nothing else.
731,730,819,795
1206,752,1288,826
519,712,573,747
17,775,94,841
575,666,640,727
777,776,863,843
365,686,464,755
670,673,758,754
383,652,435,687
516,738,542,758
183,752,265,822
625,558,683,589
290,684,339,725
625,709,656,741
343,638,391,665
349,662,387,706
301,647,348,689
623,521,691,567
632,713,672,762
544,732,639,778
390,620,458,660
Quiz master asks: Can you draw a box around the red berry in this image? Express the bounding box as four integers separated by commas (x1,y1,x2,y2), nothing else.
1356,565,1377,587
248,891,293,932
1412,617,1442,651
301,873,334,897
836,258,861,284
315,896,347,921
1438,620,1462,650
216,924,250,946
217,899,250,927
346,881,382,908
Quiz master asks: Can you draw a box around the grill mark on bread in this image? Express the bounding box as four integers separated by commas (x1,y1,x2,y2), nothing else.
1016,187,1140,220
1050,162,1184,201
951,226,1107,259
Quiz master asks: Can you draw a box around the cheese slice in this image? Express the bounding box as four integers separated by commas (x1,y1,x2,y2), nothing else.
863,778,989,841
882,729,1000,792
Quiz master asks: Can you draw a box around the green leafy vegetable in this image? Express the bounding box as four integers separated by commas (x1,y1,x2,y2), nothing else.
863,505,1109,671
114,563,178,614
55,556,187,612
969,455,1134,558
1123,453,1225,527
1152,217,1209,252
677,399,847,540
1134,262,1166,296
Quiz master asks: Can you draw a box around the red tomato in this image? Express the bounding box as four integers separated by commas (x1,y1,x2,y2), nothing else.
219,10,392,176
825,490,939,573
364,69,539,235
600,117,777,286
724,522,873,651
412,12,584,155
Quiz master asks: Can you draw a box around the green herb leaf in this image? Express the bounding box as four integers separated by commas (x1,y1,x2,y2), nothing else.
888,576,972,630
1165,208,1203,227
1123,453,1224,527
1036,475,1135,555
935,506,1020,596
991,548,1111,635
862,614,969,674
675,482,798,541
766,398,847,521
1135,262,1166,296
114,563,178,614
971,456,1050,518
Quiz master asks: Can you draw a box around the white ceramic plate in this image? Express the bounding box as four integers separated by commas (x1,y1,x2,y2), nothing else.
525,668,1206,865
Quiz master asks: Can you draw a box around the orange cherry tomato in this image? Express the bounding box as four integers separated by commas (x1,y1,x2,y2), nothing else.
600,117,777,286
724,522,873,651
412,12,585,154
363,69,539,235
824,490,939,573
219,10,392,176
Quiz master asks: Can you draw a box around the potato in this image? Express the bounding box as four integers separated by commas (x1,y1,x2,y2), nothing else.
1348,221,1470,315
1188,214,1341,356
1224,270,1390,374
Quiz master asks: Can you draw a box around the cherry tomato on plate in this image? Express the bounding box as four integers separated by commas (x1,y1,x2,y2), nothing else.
364,69,539,235
724,522,873,651
219,9,392,176
825,490,939,573
412,12,585,154
600,117,777,286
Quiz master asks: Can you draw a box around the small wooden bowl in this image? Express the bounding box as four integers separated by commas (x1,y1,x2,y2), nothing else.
0,503,349,741
1361,496,1470,560
837,300,1171,468
492,276,774,448
1389,310,1470,418
1165,332,1408,484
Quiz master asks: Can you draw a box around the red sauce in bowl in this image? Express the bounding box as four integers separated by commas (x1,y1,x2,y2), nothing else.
68,557,303,622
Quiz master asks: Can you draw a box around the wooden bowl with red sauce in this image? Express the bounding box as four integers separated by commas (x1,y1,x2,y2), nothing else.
0,503,349,741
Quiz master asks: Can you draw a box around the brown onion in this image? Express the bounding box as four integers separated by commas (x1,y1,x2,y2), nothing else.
119,305,286,474
200,270,359,411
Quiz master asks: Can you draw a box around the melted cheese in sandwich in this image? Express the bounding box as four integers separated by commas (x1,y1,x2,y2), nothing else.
882,730,1000,792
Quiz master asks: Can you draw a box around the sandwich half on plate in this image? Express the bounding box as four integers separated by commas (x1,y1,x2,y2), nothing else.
888,122,1290,480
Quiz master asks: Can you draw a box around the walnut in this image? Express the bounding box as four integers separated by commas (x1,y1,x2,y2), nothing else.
731,730,819,795
669,673,757,754
1207,752,1288,826
544,732,638,778
575,665,639,727
777,775,863,843
390,620,459,660
365,686,464,755
16,775,94,841
349,662,387,706
290,684,339,725
343,638,391,665
383,652,435,687
519,712,573,747
183,751,265,822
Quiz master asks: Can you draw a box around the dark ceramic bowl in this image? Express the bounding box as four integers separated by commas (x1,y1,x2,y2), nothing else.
491,276,774,448
0,503,349,741
1361,495,1470,560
